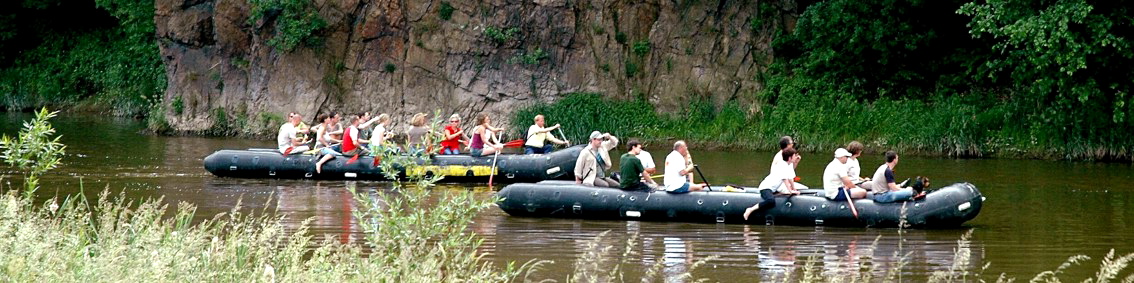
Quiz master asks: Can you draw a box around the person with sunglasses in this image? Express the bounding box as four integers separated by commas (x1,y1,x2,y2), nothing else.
440,114,468,155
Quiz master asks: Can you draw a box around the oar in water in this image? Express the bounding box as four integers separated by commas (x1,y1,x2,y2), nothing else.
693,164,712,191
487,132,503,189
845,190,860,219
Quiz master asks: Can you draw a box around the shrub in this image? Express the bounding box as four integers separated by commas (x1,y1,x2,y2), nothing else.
384,63,397,73
438,1,455,21
614,31,627,44
632,40,650,56
483,26,519,43
248,0,327,52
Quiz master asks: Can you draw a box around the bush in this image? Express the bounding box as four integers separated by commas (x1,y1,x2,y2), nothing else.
632,40,650,56
483,26,519,43
438,2,455,21
248,0,327,52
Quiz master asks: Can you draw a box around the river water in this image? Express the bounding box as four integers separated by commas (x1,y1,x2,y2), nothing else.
2,113,1132,281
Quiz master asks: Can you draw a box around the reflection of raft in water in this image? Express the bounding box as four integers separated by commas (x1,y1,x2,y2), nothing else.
496,181,984,228
203,145,583,183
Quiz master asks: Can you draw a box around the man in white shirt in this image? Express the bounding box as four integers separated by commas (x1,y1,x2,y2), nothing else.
524,115,568,154
637,147,657,186
771,136,797,171
743,147,802,220
823,148,868,201
277,112,310,155
663,141,705,193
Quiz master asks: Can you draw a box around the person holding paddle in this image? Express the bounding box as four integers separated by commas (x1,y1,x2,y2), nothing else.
824,148,868,201
469,113,504,157
663,141,705,193
523,114,568,154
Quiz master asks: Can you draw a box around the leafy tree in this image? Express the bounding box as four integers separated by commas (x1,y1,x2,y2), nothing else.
0,108,66,195
958,0,1134,142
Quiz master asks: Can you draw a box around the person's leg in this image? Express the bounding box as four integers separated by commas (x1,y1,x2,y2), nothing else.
524,146,535,154
482,145,499,156
831,188,849,201
667,183,691,194
592,178,609,188
873,191,896,203
689,183,705,191
890,188,915,201
850,187,869,199
315,153,336,174
745,189,777,220
542,144,553,153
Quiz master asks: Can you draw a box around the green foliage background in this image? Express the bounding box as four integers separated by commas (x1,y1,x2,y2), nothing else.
0,0,164,117
1,0,1132,160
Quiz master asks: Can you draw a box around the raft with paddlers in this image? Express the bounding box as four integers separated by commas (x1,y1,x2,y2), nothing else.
203,145,584,182
495,181,984,228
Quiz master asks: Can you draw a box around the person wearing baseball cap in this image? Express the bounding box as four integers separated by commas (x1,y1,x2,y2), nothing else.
823,148,867,201
573,131,619,187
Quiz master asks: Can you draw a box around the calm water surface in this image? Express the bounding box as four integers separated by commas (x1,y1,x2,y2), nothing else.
2,113,1131,281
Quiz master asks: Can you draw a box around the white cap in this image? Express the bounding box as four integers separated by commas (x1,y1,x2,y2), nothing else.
834,148,852,158
589,131,603,140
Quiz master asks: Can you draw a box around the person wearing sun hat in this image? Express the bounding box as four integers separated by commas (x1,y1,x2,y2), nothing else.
823,148,868,201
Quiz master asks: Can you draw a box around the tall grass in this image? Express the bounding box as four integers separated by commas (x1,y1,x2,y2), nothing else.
510,93,1133,160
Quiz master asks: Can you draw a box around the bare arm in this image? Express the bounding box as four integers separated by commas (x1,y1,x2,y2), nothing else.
841,176,856,189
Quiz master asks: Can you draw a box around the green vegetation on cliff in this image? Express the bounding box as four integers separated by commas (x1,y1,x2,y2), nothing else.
514,0,1134,161
0,0,164,117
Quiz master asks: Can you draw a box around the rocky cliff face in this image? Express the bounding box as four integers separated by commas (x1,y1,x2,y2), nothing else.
155,0,797,134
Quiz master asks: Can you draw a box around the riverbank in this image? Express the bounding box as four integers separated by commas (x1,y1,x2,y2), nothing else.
509,93,1134,161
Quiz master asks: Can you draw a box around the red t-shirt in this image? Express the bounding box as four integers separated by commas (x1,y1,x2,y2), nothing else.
441,125,461,149
341,126,359,152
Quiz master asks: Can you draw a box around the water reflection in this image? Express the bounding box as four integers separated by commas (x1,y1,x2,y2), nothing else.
2,113,1131,281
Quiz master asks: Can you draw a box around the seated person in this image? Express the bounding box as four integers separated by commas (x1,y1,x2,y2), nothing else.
524,114,568,154
618,140,652,191
824,148,868,201
469,113,504,157
846,141,869,189
871,151,925,203
277,112,310,155
315,114,363,174
441,114,468,155
743,147,802,220
574,131,619,188
663,141,705,193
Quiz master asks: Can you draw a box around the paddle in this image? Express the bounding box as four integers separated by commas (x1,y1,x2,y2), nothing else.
693,164,712,191
502,139,525,148
846,195,860,219
557,127,570,146
487,132,503,189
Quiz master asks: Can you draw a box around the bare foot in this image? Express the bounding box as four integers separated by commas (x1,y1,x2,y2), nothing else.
316,163,323,174
743,204,759,220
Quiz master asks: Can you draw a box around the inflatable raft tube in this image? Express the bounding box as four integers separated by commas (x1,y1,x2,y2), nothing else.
203,145,583,183
496,181,984,228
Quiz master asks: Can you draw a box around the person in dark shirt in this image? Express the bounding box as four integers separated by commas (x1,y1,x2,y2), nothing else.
619,140,651,191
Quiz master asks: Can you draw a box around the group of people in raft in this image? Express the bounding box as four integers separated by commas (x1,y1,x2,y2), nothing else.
276,111,927,217
572,134,927,220
274,111,570,174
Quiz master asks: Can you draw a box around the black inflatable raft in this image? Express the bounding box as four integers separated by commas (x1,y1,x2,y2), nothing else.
496,181,984,228
203,145,583,182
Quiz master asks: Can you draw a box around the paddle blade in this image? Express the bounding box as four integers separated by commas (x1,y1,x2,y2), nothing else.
503,139,525,148
282,147,293,155
346,155,360,164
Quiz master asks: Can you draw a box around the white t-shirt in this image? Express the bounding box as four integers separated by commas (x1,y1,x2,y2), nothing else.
847,157,862,182
370,124,385,145
639,150,655,169
823,159,851,198
771,150,786,171
758,161,795,192
277,123,297,153
663,151,689,191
